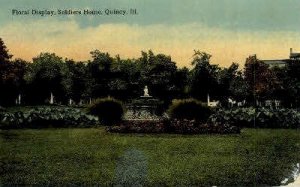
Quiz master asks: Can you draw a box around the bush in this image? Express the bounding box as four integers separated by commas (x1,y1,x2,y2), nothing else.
167,99,211,122
88,97,125,125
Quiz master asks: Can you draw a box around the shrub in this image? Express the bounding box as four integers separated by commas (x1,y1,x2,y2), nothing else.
88,97,125,125
167,99,211,123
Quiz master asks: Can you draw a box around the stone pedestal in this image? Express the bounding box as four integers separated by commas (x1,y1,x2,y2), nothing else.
125,97,162,120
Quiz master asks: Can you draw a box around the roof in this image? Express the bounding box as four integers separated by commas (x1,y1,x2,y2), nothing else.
290,53,300,59
262,59,288,68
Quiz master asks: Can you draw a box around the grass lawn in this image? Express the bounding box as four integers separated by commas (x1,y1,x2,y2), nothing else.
1,128,300,186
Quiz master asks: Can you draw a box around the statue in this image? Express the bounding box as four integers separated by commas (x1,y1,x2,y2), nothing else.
140,85,152,98
143,86,149,97
15,94,21,105
50,92,54,104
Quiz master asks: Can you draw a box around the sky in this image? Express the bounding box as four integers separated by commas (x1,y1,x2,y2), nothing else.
1,0,300,67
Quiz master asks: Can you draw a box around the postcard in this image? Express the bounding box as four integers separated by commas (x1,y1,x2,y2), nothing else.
0,0,300,186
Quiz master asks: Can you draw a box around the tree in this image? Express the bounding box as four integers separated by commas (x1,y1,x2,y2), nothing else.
190,50,220,101
0,38,16,106
110,57,141,99
90,49,113,72
88,50,114,98
138,50,178,100
66,59,91,103
229,71,249,102
217,63,239,102
0,59,28,106
0,38,12,64
8,59,28,102
281,60,300,107
25,53,70,104
244,55,278,105
174,67,190,98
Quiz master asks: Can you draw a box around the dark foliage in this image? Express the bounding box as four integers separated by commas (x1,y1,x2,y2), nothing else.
1,36,300,110
189,51,219,101
107,120,165,133
0,106,98,129
209,107,300,128
88,97,124,125
167,99,211,122
169,119,240,134
107,119,240,134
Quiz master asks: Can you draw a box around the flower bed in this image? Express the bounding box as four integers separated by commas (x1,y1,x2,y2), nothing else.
106,119,240,134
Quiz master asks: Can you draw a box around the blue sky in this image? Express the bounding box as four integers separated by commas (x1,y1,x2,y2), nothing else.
1,0,300,67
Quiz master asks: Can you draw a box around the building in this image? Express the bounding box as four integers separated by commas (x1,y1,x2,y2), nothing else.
262,48,300,68
289,48,300,60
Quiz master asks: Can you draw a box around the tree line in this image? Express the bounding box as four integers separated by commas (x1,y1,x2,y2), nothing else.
0,38,300,107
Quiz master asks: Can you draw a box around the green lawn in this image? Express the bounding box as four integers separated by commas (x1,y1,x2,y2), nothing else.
1,128,300,186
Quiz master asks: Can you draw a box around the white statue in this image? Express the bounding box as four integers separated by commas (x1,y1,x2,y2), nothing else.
18,94,21,105
50,92,54,104
15,94,21,105
144,86,149,96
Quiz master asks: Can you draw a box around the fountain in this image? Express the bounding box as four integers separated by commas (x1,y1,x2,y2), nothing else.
125,86,162,120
